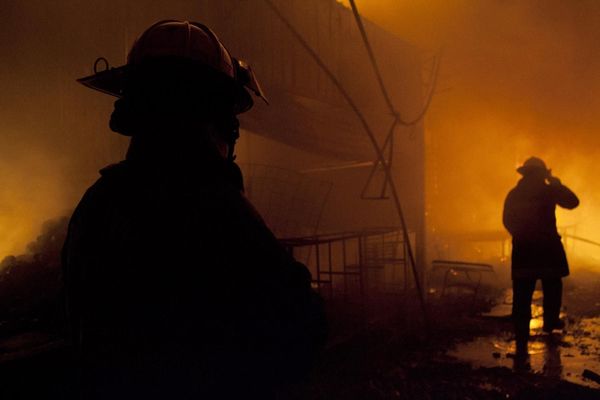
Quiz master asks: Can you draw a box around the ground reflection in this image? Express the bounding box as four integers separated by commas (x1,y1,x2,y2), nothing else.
448,289,600,388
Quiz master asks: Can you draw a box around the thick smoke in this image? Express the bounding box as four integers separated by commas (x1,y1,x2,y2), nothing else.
0,1,129,256
347,0,600,264
0,216,67,329
1,1,599,266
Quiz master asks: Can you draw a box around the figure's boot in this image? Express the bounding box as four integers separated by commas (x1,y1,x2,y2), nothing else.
513,337,530,372
542,278,564,333
513,316,530,363
515,338,528,357
543,318,565,333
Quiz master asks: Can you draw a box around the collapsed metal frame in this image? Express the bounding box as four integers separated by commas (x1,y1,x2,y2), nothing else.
264,0,439,324
430,260,494,306
281,227,410,299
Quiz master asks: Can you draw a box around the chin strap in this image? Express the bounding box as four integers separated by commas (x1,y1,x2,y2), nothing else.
221,115,240,163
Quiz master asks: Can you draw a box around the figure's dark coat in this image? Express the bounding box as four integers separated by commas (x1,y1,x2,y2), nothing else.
503,177,579,279
63,154,325,399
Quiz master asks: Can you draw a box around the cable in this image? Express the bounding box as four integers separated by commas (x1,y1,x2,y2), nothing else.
348,0,440,127
348,0,396,116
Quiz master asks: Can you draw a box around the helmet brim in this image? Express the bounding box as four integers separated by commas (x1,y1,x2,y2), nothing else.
77,61,255,114
77,66,129,98
517,165,550,176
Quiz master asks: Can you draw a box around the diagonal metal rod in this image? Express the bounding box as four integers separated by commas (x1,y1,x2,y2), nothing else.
563,234,600,248
349,0,441,204
348,0,396,117
360,118,396,199
380,120,395,197
348,0,426,317
263,0,428,323
348,0,440,127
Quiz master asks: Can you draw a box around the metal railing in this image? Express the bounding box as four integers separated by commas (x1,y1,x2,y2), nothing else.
281,228,410,299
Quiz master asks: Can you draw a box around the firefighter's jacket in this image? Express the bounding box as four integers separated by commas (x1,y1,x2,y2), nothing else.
503,176,579,280
62,152,326,398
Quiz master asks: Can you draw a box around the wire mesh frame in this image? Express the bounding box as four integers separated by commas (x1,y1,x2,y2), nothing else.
281,228,411,300
283,233,363,300
360,228,409,293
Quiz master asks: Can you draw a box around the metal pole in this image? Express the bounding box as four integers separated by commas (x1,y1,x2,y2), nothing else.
263,0,428,323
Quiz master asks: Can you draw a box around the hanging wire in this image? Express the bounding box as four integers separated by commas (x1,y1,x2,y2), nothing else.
263,0,428,324
348,0,441,127
349,0,440,202
348,0,396,116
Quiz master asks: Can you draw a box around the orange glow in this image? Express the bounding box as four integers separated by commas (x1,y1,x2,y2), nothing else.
0,145,72,262
2,1,600,276
349,1,600,271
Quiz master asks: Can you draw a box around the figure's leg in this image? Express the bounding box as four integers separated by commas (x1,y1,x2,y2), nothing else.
542,278,563,332
512,278,536,353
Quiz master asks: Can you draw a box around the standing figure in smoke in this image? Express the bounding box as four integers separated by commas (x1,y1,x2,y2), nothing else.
63,20,325,399
503,157,578,359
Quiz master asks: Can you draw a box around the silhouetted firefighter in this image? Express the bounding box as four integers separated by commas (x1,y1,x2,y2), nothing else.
63,20,325,399
503,157,579,359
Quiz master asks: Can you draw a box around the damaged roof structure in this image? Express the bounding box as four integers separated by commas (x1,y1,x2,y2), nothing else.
2,0,433,295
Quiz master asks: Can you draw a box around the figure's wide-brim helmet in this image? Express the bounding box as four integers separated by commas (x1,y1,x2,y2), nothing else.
77,20,267,114
517,156,550,176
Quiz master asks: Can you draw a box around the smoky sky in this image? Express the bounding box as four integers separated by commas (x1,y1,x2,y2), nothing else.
0,1,131,256
349,0,600,244
0,0,599,258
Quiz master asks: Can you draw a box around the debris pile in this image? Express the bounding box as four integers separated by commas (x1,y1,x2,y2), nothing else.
0,216,68,335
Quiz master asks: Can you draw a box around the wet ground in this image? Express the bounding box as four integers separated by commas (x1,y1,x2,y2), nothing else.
303,269,600,399
1,272,600,399
449,292,600,390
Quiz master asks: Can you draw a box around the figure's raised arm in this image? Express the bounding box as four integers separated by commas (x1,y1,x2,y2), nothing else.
548,176,579,209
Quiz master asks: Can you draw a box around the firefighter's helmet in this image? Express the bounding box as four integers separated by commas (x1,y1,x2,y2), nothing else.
517,156,550,176
77,20,267,114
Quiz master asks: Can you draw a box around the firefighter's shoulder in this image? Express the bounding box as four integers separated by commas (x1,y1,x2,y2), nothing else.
99,161,129,177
